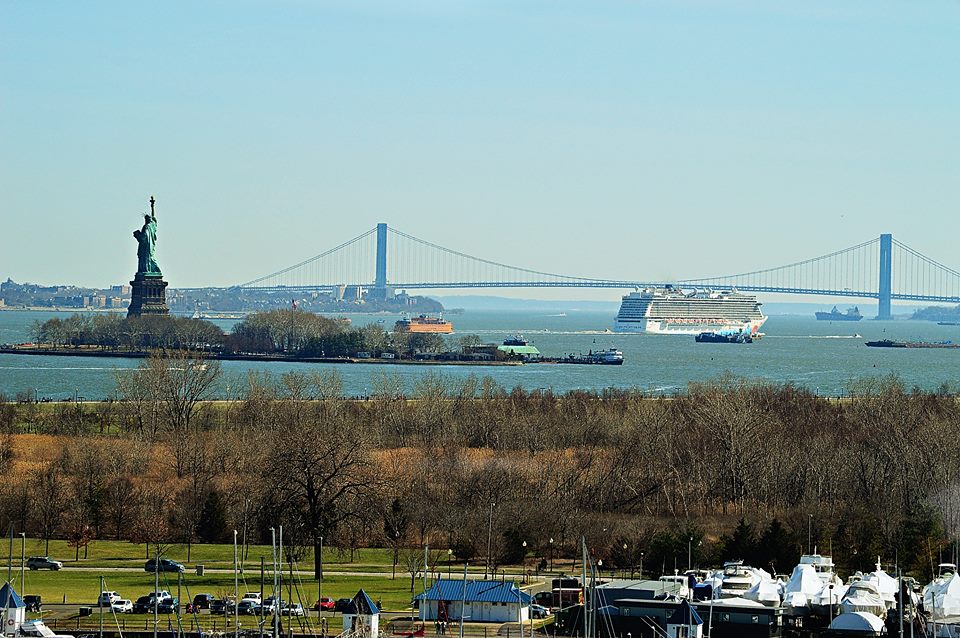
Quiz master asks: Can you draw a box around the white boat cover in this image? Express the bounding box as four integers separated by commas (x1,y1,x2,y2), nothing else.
828,611,886,635
743,579,782,607
924,572,960,619
810,581,849,611
864,568,898,609
840,580,887,618
703,596,766,608
784,564,822,596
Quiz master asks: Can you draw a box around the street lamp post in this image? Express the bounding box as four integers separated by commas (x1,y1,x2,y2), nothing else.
548,538,554,572
622,544,628,578
19,532,25,595
448,549,453,578
688,537,693,571
808,515,813,554
522,541,528,582
639,553,644,580
485,502,496,580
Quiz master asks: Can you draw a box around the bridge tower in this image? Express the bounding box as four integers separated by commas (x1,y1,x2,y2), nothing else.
878,233,892,320
371,222,389,300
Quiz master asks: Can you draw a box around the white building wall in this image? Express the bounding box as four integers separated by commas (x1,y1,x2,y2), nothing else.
422,600,528,623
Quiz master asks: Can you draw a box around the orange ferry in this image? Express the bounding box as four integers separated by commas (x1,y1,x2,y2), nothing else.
394,314,454,334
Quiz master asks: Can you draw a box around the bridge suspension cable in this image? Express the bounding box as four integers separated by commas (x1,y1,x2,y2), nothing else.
231,224,960,310
238,228,377,289
386,227,615,287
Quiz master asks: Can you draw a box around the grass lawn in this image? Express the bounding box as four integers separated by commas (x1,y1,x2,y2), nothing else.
20,567,425,612
20,537,399,572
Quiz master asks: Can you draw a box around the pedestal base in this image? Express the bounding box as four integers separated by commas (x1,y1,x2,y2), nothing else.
128,274,169,318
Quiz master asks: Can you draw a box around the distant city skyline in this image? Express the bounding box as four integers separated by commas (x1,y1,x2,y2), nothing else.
2,1,957,305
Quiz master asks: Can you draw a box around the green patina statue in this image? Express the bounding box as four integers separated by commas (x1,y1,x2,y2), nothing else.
133,196,161,275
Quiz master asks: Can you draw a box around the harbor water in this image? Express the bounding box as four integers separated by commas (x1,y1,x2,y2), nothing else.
1,310,959,400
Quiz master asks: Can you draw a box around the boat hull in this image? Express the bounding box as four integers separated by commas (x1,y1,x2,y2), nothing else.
616,318,766,335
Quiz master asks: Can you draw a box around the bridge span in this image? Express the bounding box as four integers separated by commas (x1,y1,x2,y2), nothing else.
223,224,960,320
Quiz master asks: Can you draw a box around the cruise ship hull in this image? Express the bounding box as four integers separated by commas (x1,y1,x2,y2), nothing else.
615,318,766,335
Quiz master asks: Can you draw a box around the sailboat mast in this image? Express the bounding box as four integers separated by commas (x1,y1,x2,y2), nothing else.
581,538,589,638
99,575,104,638
234,530,239,638
459,562,468,638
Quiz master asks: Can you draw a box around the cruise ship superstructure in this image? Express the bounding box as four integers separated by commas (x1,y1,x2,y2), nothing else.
614,286,767,335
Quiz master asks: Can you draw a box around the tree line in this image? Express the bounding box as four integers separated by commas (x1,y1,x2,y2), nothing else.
1,356,958,582
30,310,452,357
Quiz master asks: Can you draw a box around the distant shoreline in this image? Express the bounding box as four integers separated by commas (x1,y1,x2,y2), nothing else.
0,347,523,367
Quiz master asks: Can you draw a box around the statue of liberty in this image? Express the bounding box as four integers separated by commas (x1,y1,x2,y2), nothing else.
133,196,161,275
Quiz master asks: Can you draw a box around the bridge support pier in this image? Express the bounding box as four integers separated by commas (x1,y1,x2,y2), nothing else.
370,222,390,300
878,233,892,320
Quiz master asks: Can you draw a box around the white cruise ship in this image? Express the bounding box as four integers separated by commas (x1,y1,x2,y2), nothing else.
614,286,766,335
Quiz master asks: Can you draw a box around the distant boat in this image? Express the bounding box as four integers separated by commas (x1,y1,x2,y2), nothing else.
695,330,756,344
865,339,960,349
815,306,862,321
546,313,567,317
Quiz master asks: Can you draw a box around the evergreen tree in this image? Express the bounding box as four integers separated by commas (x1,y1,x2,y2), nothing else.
197,489,228,543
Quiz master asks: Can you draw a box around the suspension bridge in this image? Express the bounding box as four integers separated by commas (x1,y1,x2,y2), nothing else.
231,224,960,320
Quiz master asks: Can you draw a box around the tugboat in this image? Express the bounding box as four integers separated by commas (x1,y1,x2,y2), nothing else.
815,306,863,321
695,329,756,343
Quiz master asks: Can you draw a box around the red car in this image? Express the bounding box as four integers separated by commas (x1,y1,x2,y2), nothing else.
313,597,335,611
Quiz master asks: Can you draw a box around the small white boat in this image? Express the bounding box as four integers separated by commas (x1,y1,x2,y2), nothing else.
718,561,756,599
799,552,841,586
840,580,887,619
828,611,886,636
782,563,823,616
743,578,782,607
809,580,849,618
862,561,898,610
924,563,960,621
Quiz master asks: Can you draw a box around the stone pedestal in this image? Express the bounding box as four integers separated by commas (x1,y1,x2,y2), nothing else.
128,274,169,317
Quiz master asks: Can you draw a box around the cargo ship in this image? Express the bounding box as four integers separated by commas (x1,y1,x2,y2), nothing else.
614,286,766,335
815,306,862,321
865,339,960,349
394,314,454,334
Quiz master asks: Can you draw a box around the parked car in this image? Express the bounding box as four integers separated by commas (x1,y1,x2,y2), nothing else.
157,597,179,614
192,594,215,610
533,591,553,607
23,595,41,613
241,592,262,603
111,600,133,614
26,556,62,571
530,604,549,619
98,591,121,607
132,596,154,614
258,597,280,615
282,603,305,617
144,558,185,573
237,600,259,615
210,598,235,615
147,590,172,601
334,598,353,613
313,597,335,611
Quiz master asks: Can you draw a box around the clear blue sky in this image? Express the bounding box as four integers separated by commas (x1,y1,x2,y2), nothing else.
1,1,957,300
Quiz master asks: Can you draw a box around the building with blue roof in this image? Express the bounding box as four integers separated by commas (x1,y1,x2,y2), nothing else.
417,579,532,624
344,589,380,638
0,582,27,627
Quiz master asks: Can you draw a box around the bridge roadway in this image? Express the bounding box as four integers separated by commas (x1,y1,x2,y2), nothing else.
227,282,960,305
